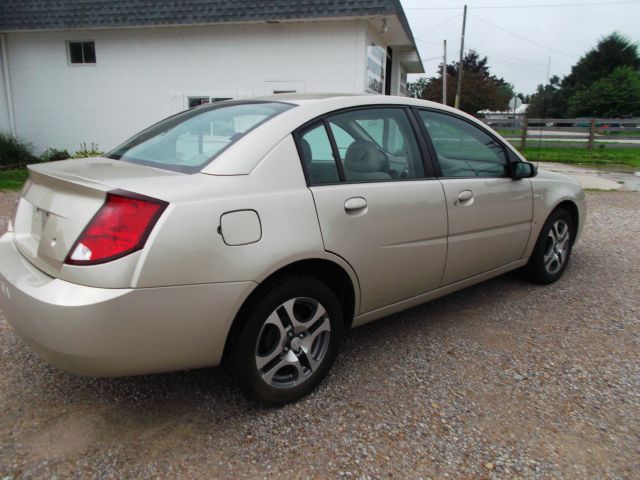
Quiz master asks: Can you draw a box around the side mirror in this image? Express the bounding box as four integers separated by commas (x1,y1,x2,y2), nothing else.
512,161,537,180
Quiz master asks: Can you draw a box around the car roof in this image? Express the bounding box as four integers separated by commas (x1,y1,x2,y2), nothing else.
240,93,445,108
200,94,526,175
253,93,366,104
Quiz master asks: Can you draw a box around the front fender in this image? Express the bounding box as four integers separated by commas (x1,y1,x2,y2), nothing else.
524,170,586,258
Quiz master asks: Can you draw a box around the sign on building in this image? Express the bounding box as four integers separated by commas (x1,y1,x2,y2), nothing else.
366,43,386,95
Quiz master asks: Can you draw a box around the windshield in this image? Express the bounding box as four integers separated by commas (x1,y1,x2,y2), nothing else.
107,101,293,173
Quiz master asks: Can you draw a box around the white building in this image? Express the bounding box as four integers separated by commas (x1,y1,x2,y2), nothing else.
0,1,423,153
477,104,530,128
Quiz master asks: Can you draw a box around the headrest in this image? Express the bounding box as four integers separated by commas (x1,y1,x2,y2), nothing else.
300,138,312,166
344,141,387,173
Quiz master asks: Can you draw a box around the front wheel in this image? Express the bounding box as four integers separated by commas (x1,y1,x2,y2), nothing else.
233,276,343,405
523,208,574,284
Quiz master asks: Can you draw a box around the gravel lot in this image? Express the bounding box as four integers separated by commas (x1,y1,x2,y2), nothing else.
0,190,638,479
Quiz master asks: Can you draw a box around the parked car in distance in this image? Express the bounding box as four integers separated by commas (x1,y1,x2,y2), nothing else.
0,94,585,405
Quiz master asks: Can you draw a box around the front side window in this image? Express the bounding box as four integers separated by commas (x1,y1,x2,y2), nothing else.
418,110,508,178
108,102,293,173
68,41,96,64
327,108,424,182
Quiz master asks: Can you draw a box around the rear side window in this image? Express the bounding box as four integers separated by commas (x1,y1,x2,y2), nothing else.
108,102,293,173
297,107,425,185
298,124,340,184
418,110,508,178
328,108,424,182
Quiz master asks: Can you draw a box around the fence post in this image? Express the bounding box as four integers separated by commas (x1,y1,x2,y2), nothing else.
587,118,596,150
520,118,528,151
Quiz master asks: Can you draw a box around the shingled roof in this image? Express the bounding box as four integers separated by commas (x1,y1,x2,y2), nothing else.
0,1,410,35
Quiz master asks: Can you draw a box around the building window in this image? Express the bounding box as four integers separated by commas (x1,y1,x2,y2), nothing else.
68,41,96,64
187,96,233,108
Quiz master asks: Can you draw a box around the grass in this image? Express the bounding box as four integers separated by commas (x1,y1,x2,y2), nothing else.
511,140,611,146
0,169,29,190
497,129,525,136
520,147,640,168
603,130,640,137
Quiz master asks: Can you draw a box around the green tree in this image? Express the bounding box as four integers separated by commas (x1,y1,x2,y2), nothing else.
564,32,640,92
408,50,512,115
527,75,565,118
568,66,640,117
407,77,429,98
531,32,640,117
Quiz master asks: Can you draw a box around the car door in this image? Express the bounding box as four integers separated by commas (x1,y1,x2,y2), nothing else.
296,107,448,314
415,108,533,285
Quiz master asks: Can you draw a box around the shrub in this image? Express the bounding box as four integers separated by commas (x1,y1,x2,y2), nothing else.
40,148,71,162
72,142,104,158
0,131,38,168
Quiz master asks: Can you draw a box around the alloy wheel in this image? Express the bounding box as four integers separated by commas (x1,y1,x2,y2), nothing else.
543,219,571,275
255,297,331,388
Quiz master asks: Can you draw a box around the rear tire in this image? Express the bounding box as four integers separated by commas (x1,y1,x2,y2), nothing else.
523,208,574,284
232,275,343,406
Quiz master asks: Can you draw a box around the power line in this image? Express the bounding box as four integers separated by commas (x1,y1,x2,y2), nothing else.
469,13,578,58
419,42,554,76
417,39,452,47
406,0,640,10
486,52,549,68
470,46,549,67
415,12,461,38
489,56,550,75
421,55,445,62
420,42,547,71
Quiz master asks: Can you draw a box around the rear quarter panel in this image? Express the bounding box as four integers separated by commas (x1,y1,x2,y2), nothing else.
133,136,328,288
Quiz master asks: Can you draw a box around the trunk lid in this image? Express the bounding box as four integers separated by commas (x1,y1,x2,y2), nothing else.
13,157,179,278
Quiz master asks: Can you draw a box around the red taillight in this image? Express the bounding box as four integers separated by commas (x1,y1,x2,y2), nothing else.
65,190,167,265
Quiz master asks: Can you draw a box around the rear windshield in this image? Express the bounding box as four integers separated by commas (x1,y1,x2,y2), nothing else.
107,101,293,173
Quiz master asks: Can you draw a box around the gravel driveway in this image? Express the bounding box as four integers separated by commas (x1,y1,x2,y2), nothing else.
0,190,638,479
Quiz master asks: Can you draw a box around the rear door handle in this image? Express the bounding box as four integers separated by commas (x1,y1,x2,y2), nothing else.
457,189,474,204
344,197,367,214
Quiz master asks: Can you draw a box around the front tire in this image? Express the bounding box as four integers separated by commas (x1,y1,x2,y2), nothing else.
233,276,343,405
523,208,574,284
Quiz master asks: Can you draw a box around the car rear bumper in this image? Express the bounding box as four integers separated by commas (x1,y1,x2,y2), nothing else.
0,233,256,377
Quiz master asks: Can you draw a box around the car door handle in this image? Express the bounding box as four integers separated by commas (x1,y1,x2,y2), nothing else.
456,190,474,204
344,197,367,214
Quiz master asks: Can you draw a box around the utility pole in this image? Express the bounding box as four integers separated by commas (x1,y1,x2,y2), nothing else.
546,56,551,84
454,4,467,110
442,39,447,105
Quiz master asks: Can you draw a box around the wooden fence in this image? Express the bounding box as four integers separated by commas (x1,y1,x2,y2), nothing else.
480,117,640,150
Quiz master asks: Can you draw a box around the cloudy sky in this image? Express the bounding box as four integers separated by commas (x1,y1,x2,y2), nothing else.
400,0,640,94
